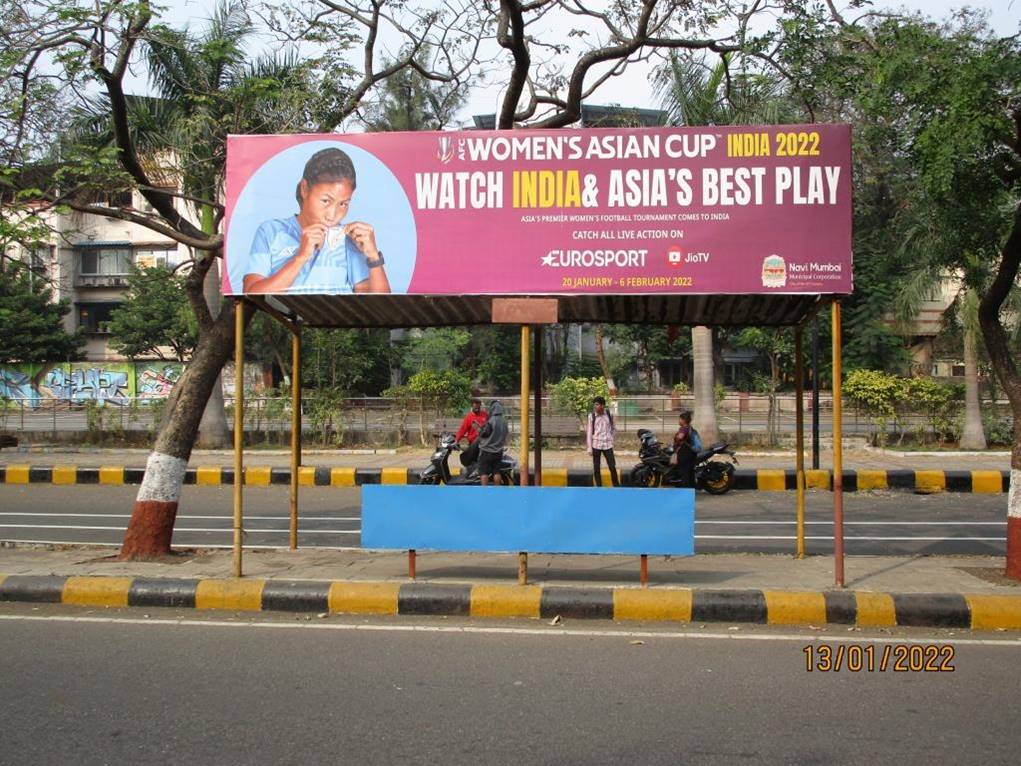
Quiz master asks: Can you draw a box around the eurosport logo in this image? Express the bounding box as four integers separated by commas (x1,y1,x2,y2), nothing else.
540,249,648,268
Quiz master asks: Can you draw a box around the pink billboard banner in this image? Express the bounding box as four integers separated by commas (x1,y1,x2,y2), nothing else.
224,125,852,297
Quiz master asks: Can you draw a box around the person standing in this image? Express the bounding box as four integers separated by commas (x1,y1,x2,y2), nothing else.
477,400,509,486
587,396,619,487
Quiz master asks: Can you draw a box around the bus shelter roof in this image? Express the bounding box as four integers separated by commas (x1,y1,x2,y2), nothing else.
250,293,828,329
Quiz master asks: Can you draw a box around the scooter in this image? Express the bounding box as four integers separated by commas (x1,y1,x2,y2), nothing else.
418,433,516,486
629,428,737,494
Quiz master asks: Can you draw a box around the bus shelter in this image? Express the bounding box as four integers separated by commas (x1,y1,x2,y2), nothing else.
223,124,854,586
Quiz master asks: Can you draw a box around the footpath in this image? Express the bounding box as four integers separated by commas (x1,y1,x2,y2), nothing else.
2,546,1020,632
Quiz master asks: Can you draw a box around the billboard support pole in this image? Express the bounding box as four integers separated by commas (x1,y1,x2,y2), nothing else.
534,326,543,487
795,326,806,558
832,300,845,587
520,325,530,486
812,317,821,470
233,298,245,578
289,322,301,551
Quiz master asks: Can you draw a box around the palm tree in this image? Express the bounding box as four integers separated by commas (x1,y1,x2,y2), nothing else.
656,53,793,443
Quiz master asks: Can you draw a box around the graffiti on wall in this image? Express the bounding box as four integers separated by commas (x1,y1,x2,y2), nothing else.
137,363,183,400
1,363,138,407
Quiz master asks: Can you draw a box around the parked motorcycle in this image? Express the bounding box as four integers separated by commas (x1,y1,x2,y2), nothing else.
418,433,516,485
629,428,737,494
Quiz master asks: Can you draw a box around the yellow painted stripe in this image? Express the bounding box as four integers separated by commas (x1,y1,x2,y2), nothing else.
805,470,830,490
381,467,407,485
99,466,124,485
857,470,888,491
542,468,568,487
471,585,542,618
6,464,30,484
328,582,399,615
915,470,945,493
757,469,786,491
52,465,77,485
599,468,613,486
613,588,693,621
971,471,1003,494
764,591,827,625
62,576,131,607
195,466,222,486
854,592,897,626
966,595,1021,630
246,466,272,486
331,467,356,487
0,575,6,590
298,466,317,486
195,579,265,611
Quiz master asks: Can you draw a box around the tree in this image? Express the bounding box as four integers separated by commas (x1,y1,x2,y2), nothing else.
736,327,794,446
107,266,196,361
1,0,481,558
777,7,1021,576
0,261,84,364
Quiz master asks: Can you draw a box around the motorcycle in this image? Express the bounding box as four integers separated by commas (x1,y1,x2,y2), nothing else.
418,433,516,486
629,428,737,494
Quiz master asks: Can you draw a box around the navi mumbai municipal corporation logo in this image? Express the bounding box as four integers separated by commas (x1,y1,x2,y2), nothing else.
762,254,787,288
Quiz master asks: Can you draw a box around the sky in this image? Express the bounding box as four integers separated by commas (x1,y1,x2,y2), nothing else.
159,0,1019,128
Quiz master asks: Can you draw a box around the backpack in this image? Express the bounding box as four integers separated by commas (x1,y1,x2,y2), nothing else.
690,427,703,452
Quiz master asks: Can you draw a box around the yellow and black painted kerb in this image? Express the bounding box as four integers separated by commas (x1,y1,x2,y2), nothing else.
2,574,1020,630
0,465,1011,492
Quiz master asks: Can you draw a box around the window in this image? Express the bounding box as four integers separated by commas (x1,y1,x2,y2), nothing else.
78,247,132,276
134,247,179,269
77,302,121,334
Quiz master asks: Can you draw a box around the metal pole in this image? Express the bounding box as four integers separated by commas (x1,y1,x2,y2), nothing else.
812,316,820,469
795,327,806,558
518,552,528,586
520,325,530,486
289,326,301,551
832,301,845,587
534,325,543,487
233,299,245,578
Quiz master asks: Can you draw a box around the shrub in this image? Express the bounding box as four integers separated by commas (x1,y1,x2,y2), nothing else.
548,377,610,421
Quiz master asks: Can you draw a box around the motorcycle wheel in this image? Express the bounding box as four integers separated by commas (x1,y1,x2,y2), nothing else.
630,465,660,488
702,464,734,495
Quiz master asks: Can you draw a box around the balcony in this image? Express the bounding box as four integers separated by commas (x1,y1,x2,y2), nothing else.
76,274,132,288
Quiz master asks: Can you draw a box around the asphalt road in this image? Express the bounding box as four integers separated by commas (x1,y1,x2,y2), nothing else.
1,603,1019,765
0,484,1008,555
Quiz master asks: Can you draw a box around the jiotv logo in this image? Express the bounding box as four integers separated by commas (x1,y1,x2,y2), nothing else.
667,244,684,267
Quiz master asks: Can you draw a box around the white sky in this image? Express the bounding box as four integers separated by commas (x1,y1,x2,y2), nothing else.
158,0,1019,128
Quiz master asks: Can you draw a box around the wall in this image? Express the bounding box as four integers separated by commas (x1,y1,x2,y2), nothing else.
0,362,183,407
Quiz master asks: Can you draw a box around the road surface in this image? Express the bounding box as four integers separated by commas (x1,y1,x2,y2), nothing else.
0,484,1008,555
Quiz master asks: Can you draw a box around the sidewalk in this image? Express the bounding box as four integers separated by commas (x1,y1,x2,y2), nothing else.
2,547,1020,630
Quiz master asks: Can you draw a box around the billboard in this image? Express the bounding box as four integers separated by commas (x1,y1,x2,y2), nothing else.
224,125,852,297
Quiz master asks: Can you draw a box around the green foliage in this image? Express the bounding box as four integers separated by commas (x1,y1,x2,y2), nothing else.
548,377,610,421
565,353,603,380
983,414,1014,447
458,325,520,393
604,325,689,391
107,266,196,361
672,381,690,396
399,328,470,375
904,377,963,445
303,328,391,395
0,263,84,364
361,48,467,132
844,369,908,445
305,387,346,446
405,369,472,415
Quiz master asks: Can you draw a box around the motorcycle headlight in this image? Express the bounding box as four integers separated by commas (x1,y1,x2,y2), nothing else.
432,451,444,460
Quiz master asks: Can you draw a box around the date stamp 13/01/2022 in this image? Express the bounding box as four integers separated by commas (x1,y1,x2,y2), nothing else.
804,644,956,673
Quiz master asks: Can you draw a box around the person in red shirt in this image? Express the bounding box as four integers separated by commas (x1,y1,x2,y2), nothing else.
455,398,488,467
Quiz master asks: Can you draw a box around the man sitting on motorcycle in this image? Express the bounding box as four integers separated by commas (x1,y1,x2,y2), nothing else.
671,410,698,488
455,398,488,466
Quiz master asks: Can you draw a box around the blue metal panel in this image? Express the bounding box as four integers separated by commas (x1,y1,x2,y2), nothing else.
362,486,694,556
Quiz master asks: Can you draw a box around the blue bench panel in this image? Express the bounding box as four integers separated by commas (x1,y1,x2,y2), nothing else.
361,485,694,555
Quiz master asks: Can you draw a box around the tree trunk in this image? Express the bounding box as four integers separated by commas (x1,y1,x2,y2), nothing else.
195,254,230,448
594,324,617,395
959,322,987,450
692,326,719,443
977,202,1021,580
119,299,250,559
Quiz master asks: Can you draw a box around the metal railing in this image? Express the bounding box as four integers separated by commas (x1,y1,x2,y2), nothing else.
1,394,1012,447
